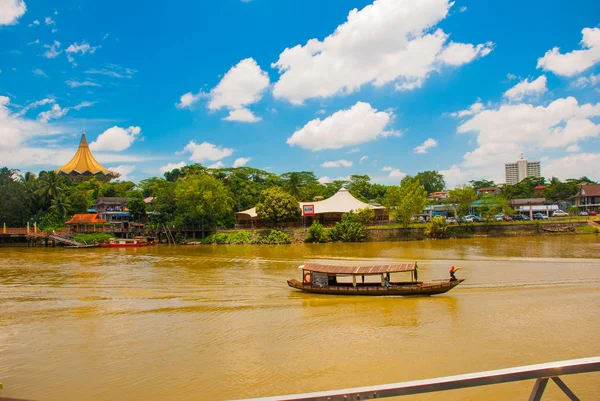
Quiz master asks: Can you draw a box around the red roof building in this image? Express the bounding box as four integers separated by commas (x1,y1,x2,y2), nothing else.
64,214,109,225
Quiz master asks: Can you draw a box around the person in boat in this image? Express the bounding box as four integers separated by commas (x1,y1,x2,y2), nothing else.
414,264,418,282
384,273,390,287
449,266,458,282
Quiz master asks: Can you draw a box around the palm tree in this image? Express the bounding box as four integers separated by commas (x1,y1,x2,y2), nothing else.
50,194,71,218
37,171,64,205
284,172,303,200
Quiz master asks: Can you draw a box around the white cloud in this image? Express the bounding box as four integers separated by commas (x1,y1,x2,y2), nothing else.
37,104,68,123
382,166,393,172
85,65,136,79
89,126,142,151
223,108,261,123
544,153,600,181
43,40,61,58
66,41,98,55
318,176,331,184
347,148,360,154
506,73,518,81
232,157,251,167
504,76,547,101
15,97,55,117
459,6,467,12
0,96,61,149
537,27,600,77
445,96,600,185
107,165,135,182
44,16,54,25
287,101,396,151
182,141,234,162
572,73,600,88
160,161,186,173
66,80,100,88
321,159,353,168
32,68,47,77
388,169,407,179
359,155,368,163
27,39,39,45
566,144,581,153
102,33,109,40
271,0,493,104
446,101,485,118
0,0,26,25
413,138,438,154
208,161,224,169
28,19,40,27
175,91,204,109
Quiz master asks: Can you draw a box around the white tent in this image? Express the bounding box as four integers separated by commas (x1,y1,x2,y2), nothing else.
236,188,384,219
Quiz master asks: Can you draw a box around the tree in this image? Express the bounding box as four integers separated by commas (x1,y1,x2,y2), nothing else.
49,194,71,219
395,178,427,227
173,174,234,228
0,168,30,226
280,171,318,200
478,194,511,221
470,179,496,192
255,187,301,227
127,197,147,221
544,180,579,202
502,176,546,199
414,171,446,194
330,211,367,242
36,171,64,205
448,185,477,219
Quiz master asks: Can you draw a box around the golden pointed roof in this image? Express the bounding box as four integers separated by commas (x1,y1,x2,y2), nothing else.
55,134,119,178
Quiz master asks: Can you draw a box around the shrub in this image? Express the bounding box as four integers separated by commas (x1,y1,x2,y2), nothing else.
73,233,113,244
332,212,366,242
253,230,291,244
424,216,448,238
229,231,252,244
305,221,331,243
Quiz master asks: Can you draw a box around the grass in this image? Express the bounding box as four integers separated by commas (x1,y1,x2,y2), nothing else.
575,225,600,234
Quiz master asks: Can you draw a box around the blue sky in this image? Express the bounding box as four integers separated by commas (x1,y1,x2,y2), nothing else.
1,0,599,186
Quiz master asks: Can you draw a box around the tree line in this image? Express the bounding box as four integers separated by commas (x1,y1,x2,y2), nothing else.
0,165,595,230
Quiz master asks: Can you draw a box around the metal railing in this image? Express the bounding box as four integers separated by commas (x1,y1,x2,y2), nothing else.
231,356,599,401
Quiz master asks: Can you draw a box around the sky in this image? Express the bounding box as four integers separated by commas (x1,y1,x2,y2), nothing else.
0,0,599,186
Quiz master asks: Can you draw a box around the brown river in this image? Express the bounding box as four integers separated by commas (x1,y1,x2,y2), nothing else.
1,235,599,401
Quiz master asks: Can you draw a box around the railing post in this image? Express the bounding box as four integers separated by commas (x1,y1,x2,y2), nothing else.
551,377,580,401
528,378,548,401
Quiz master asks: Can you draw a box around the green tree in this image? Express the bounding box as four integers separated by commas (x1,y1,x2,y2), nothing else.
0,168,30,226
414,171,446,194
330,212,367,242
36,171,65,206
425,216,448,238
255,187,301,227
470,179,496,192
544,180,579,202
448,185,477,219
173,174,234,228
395,177,427,227
305,221,330,243
127,197,147,221
49,194,71,219
280,171,318,200
479,194,511,221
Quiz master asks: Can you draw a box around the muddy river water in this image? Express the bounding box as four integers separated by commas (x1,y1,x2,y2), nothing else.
1,235,599,400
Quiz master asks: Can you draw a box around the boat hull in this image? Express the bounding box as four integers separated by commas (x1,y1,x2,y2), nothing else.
97,242,151,248
287,278,464,296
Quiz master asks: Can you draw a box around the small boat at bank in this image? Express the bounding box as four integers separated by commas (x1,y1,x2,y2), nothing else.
98,238,155,248
287,262,464,296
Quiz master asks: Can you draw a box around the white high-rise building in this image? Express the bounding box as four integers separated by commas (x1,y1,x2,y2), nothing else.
504,155,541,185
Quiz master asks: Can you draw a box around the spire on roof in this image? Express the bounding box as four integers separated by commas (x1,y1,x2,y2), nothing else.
55,133,119,181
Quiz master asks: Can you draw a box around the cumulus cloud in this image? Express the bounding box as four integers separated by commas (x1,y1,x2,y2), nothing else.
318,176,331,184
566,144,581,153
544,153,600,181
504,76,547,101
32,68,47,77
182,141,234,162
321,159,353,168
287,101,397,150
27,39,39,45
232,157,251,167
43,40,61,58
1,0,27,26
175,91,205,109
107,165,135,181
44,16,54,25
65,80,100,88
160,161,186,173
28,19,40,27
382,166,393,172
388,169,407,179
208,161,225,169
37,104,68,123
66,41,98,54
446,101,485,118
85,65,137,79
15,97,55,117
90,126,142,151
413,138,438,154
443,96,600,185
0,96,59,149
537,27,600,77
223,108,261,123
271,0,493,104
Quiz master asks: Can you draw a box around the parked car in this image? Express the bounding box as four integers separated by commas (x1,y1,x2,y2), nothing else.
472,215,484,223
579,211,588,216
446,217,458,224
552,210,569,217
589,211,597,216
494,214,504,221
502,215,513,221
533,213,549,220
518,214,531,221
462,215,475,223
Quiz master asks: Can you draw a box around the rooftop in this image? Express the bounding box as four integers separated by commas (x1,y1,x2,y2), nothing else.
55,134,119,179
64,213,109,225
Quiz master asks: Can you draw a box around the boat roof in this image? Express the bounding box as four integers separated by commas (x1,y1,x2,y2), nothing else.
300,262,416,275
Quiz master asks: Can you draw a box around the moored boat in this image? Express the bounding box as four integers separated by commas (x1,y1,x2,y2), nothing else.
287,262,464,296
98,238,155,248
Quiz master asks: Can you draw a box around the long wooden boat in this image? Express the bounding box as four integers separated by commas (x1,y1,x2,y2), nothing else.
98,238,154,248
288,262,464,296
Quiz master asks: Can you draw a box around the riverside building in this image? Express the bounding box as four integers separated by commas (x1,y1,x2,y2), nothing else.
504,155,541,185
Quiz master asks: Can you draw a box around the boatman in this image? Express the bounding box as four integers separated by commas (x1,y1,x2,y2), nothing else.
449,266,458,282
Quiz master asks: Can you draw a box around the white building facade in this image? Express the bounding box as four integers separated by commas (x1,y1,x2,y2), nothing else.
505,156,541,185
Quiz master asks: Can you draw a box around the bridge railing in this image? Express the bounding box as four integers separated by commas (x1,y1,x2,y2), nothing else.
230,356,599,401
